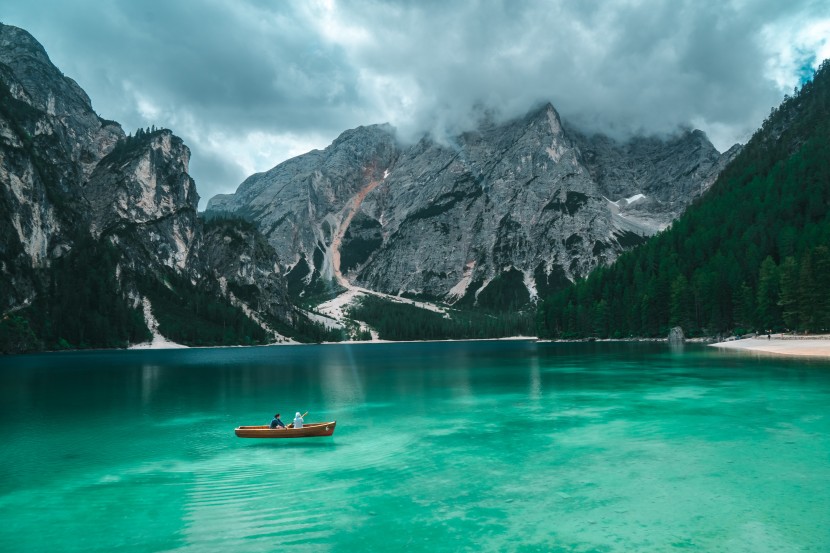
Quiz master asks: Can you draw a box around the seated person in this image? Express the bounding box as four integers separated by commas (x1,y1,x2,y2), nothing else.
293,412,304,429
270,413,285,429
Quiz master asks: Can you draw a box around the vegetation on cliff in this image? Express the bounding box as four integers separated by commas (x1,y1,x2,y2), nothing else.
12,237,151,351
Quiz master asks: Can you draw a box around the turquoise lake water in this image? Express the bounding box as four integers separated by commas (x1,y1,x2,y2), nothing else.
1,340,829,552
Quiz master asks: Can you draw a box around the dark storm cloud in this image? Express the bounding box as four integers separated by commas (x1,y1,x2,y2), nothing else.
331,0,821,145
6,1,362,131
4,0,828,207
4,0,373,206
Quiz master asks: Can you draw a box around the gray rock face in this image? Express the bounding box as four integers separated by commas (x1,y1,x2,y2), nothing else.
0,23,291,332
209,124,398,286
0,24,120,185
356,105,615,301
0,23,124,311
208,103,738,306
84,130,200,272
569,126,740,231
194,218,293,328
668,326,685,342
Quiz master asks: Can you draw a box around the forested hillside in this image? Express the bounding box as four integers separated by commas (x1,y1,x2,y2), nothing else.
538,60,830,339
347,296,534,341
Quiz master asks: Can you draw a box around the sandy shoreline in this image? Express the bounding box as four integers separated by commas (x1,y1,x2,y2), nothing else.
709,335,830,358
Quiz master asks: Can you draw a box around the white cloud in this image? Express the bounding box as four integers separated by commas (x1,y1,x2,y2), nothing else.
205,130,332,180
763,17,830,91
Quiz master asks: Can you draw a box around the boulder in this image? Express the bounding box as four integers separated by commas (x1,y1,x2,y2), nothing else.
668,326,685,343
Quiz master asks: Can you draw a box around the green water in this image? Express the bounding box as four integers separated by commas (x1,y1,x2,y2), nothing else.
1,341,829,552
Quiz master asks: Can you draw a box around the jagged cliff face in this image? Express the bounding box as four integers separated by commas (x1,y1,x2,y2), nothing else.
208,104,738,305
0,23,291,335
195,218,293,327
0,23,124,311
569,126,741,231
84,131,200,272
208,124,399,292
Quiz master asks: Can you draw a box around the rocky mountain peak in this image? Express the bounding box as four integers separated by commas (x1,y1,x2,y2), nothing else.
0,24,51,66
208,100,736,308
0,23,95,115
568,123,740,230
331,122,395,147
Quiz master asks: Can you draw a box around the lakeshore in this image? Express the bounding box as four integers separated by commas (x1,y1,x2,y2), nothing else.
126,333,830,360
710,334,830,358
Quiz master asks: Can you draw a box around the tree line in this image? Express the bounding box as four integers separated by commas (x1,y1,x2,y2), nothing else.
348,295,534,341
8,235,151,351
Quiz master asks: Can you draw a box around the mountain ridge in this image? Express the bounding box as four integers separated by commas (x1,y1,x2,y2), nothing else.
207,102,738,310
0,22,743,351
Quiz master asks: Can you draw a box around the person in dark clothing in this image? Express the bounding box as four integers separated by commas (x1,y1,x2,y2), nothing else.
270,413,285,429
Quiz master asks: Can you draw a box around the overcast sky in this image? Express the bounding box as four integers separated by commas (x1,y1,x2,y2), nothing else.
4,0,829,209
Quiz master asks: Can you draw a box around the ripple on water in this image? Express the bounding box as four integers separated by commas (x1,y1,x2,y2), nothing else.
171,445,361,547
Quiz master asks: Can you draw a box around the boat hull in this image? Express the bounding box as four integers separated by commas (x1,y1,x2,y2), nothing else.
235,421,336,438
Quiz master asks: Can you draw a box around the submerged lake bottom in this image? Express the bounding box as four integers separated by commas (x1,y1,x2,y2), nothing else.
1,340,829,552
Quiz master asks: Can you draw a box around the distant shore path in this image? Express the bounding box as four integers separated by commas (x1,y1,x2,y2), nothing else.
710,335,830,358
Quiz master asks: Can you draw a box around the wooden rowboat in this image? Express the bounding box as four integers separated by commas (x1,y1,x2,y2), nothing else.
234,421,336,438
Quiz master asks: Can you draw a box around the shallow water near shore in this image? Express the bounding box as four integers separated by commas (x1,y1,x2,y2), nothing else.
1,341,829,552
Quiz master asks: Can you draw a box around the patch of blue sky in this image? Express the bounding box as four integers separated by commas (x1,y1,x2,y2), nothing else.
796,50,818,86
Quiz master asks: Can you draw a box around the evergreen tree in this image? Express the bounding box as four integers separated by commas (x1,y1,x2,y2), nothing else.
813,246,830,330
756,256,781,331
778,256,800,330
797,251,820,332
733,282,755,332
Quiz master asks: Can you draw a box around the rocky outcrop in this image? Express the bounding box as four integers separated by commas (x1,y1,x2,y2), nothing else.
84,130,200,272
208,103,738,307
208,124,398,286
668,326,685,343
0,23,124,312
569,126,741,231
196,217,293,329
